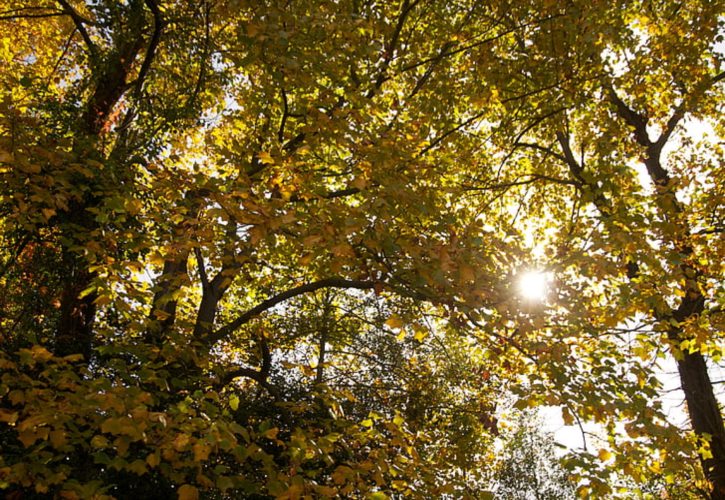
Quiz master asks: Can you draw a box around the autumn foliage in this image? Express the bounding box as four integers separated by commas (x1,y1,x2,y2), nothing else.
0,0,723,498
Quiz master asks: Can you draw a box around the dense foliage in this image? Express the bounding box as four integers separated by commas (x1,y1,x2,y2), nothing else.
0,0,723,498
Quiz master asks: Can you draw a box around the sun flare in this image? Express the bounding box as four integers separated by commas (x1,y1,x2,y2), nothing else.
518,270,550,301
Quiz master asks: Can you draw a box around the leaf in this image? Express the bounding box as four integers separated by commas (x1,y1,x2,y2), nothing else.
178,484,199,500
262,427,279,440
367,492,388,500
385,315,404,329
0,409,18,425
30,345,53,362
146,452,160,468
257,151,274,165
193,442,212,462
561,407,574,426
126,459,148,475
0,149,13,163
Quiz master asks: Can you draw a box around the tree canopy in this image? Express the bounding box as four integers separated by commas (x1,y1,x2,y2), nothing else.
0,0,723,498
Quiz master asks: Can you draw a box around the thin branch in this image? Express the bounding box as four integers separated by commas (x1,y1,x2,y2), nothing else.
417,110,487,156
407,40,455,99
217,365,281,399
323,187,361,199
0,11,64,20
56,0,96,58
184,0,211,111
193,247,210,293
556,130,612,215
555,130,583,175
399,16,561,74
607,87,672,185
0,234,32,280
655,105,684,153
515,141,568,164
367,0,420,97
462,174,579,191
128,0,164,94
47,27,77,86
278,88,289,143
208,277,376,344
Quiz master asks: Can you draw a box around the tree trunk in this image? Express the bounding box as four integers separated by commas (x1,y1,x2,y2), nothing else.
55,269,96,360
670,288,725,499
673,347,725,498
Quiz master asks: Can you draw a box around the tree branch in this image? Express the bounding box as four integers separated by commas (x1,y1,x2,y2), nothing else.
367,0,420,97
607,86,651,147
278,87,290,143
0,10,64,20
56,0,96,58
208,277,376,344
462,174,579,191
128,0,164,93
515,141,568,164
555,131,583,176
194,247,210,293
418,110,487,156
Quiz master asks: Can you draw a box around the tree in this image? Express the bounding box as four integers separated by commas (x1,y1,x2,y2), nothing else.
493,410,576,500
0,0,723,498
467,1,724,495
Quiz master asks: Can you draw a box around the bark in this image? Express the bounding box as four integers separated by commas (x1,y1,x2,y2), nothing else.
670,288,725,498
673,344,725,498
54,2,151,359
557,85,725,496
148,256,190,340
55,269,96,360
607,89,725,498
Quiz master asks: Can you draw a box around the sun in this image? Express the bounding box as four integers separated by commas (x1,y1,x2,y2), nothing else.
517,270,551,301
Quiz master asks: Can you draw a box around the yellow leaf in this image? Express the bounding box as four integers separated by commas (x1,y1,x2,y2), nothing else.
30,345,53,362
178,484,199,500
149,252,166,266
20,163,41,174
94,295,113,307
263,427,279,439
124,199,143,215
302,235,323,247
173,433,191,451
146,452,160,468
127,459,148,475
0,408,18,425
257,151,274,165
246,23,260,37
351,176,367,189
0,150,13,162
459,264,475,283
561,407,574,426
385,315,404,329
598,448,613,462
49,429,66,448
331,242,354,257
193,442,212,462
